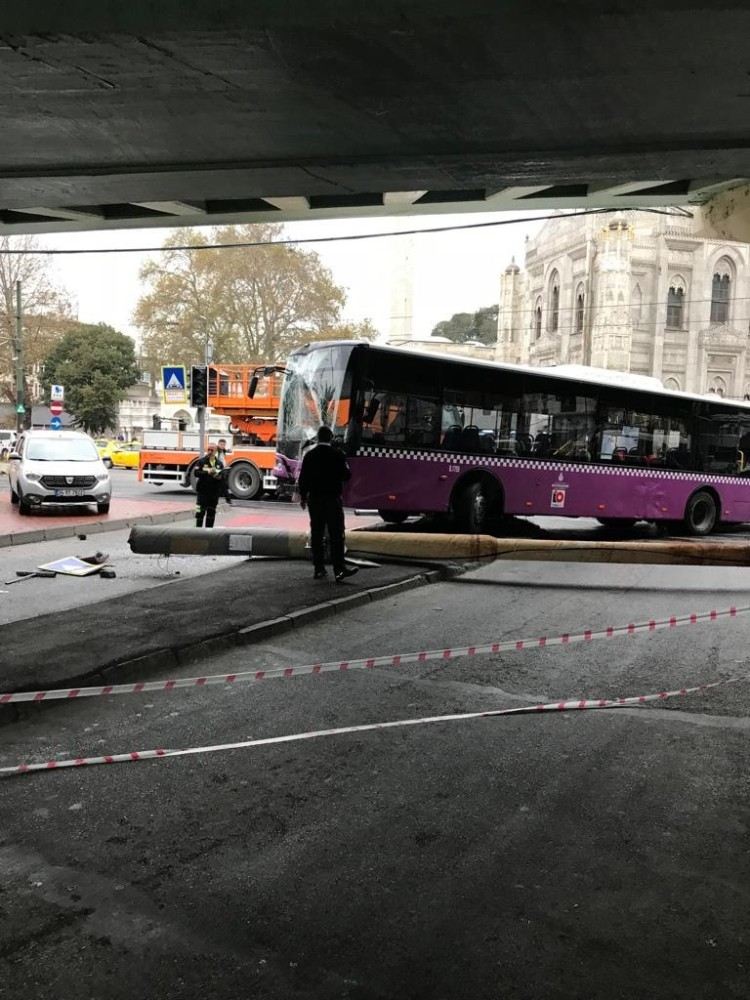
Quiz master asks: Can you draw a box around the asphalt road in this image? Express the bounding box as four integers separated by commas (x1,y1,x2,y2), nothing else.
0,470,273,627
110,469,289,509
1,556,749,999
0,526,247,626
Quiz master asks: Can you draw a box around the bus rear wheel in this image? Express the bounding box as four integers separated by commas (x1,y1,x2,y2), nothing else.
379,510,408,524
683,490,718,536
454,479,501,534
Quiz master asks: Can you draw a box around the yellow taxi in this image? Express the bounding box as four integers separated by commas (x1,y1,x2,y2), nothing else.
95,439,120,467
109,442,141,470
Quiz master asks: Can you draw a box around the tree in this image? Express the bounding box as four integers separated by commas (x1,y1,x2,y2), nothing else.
42,323,139,434
0,235,75,406
431,305,499,345
308,318,379,343
134,223,372,369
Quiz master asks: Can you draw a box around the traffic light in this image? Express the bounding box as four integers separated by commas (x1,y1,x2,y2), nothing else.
190,365,208,407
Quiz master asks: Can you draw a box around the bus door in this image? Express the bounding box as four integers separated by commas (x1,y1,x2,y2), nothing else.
697,408,750,518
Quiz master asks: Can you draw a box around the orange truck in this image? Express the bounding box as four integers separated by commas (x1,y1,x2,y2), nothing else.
138,364,284,501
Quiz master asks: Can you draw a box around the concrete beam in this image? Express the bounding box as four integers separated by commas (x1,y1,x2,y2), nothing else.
262,196,310,212
383,191,429,207
18,206,104,221
485,186,552,205
133,201,206,216
129,525,750,567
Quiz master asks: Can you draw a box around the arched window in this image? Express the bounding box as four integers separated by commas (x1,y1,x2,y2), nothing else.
547,270,560,333
534,298,542,340
664,377,680,392
575,284,585,335
666,278,686,329
631,283,642,324
710,258,733,324
708,375,727,397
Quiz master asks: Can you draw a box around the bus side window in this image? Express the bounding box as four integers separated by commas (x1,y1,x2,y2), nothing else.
697,411,746,474
380,394,407,444
361,391,386,443
738,427,750,471
441,425,462,450
406,396,440,448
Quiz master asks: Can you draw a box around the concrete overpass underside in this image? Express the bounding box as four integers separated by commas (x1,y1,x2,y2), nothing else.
1,1,750,238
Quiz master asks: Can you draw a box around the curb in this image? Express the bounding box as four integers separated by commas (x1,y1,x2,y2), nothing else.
0,508,195,548
102,566,458,683
3,565,462,723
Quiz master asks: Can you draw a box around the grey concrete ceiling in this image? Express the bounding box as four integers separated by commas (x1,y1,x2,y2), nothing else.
1,1,749,233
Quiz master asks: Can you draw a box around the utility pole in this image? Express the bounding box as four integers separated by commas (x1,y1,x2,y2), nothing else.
14,280,24,433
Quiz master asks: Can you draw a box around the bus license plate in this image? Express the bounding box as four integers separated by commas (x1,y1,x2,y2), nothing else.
53,489,86,497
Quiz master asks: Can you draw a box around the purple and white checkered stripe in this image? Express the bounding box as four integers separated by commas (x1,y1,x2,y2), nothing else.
354,446,742,486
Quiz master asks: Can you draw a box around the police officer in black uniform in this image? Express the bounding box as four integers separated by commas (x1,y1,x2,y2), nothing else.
298,426,358,582
195,442,224,527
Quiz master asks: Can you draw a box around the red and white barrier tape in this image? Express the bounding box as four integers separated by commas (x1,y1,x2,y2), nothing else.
0,604,745,706
0,674,742,778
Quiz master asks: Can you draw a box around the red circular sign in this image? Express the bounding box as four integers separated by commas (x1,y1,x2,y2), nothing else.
49,399,63,416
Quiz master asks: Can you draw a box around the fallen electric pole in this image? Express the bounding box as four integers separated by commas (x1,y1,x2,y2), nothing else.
128,525,750,567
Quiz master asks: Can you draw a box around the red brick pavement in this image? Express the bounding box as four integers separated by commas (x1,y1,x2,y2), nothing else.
0,495,195,543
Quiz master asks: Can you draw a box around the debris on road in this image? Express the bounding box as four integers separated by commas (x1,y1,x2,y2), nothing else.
38,555,111,577
80,551,110,566
4,569,57,586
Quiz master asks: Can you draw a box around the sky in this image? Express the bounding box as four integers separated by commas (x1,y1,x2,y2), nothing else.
38,210,551,347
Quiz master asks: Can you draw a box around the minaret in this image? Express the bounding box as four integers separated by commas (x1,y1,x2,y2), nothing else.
495,258,524,364
388,234,415,342
589,218,633,372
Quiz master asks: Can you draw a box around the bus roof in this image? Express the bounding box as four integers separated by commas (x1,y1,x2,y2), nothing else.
293,340,750,412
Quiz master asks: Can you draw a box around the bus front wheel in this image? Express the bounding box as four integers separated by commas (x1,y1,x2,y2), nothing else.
454,480,501,534
683,490,718,536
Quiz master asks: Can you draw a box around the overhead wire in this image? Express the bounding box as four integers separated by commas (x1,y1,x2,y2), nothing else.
0,206,694,255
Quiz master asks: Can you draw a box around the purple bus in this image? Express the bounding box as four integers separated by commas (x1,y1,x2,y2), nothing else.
274,341,750,536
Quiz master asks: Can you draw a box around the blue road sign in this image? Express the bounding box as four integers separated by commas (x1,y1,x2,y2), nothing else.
162,365,187,403
49,416,62,430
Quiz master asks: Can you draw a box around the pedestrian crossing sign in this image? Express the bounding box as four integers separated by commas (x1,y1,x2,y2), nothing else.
162,365,187,404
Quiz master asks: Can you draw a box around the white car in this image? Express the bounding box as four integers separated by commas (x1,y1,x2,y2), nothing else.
8,430,112,515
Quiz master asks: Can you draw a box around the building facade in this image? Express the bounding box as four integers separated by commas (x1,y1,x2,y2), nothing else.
496,210,750,398
117,376,230,440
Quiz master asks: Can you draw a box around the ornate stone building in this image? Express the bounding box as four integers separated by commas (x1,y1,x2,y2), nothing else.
496,210,750,398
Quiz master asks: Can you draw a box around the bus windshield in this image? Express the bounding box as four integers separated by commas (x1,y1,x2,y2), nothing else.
277,343,354,460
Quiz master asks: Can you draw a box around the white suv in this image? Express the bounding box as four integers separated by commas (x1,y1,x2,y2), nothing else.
8,430,112,515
